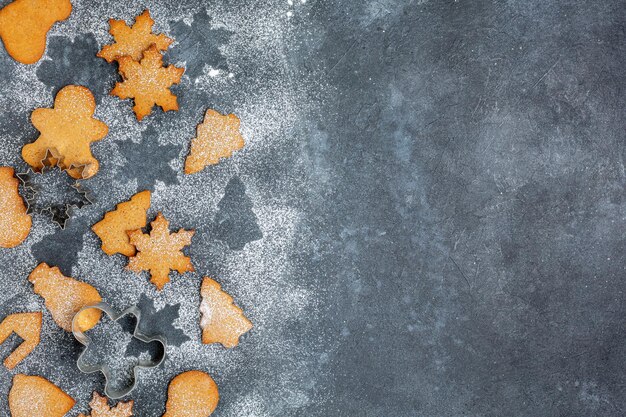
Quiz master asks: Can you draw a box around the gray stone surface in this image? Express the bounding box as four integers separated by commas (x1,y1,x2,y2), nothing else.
0,0,624,416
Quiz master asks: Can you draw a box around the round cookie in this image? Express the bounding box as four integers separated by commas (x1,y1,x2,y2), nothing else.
163,370,220,417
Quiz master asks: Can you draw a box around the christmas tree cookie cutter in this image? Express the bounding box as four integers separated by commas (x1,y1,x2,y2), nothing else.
17,149,92,229
71,302,167,399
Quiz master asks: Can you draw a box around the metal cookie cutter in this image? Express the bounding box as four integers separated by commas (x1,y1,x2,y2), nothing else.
17,149,92,229
71,302,167,399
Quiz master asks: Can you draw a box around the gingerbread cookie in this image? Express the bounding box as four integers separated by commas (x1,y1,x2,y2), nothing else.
28,263,102,332
126,213,194,290
127,213,194,290
200,277,252,348
98,9,173,63
78,392,133,417
92,190,151,257
162,371,219,417
0,167,32,248
22,85,109,179
111,45,184,121
9,374,75,417
0,312,41,369
0,0,72,64
185,109,245,175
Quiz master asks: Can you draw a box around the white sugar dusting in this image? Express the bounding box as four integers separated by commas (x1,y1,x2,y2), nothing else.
199,295,212,328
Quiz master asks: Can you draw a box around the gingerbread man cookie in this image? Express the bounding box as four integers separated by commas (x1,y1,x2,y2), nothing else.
22,85,109,179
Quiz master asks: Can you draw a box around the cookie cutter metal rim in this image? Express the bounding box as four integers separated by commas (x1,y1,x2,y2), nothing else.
71,302,167,399
16,149,92,229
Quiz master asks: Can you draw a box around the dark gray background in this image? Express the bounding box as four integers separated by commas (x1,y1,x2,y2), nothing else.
0,0,625,416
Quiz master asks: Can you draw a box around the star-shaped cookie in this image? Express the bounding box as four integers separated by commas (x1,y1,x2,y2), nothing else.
111,45,184,121
78,392,133,417
127,213,194,290
97,9,172,63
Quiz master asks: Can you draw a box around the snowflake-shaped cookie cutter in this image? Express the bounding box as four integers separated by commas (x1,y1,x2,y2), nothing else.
17,149,92,229
71,302,167,399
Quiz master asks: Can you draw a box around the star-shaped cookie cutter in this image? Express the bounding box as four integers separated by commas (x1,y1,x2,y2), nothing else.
17,149,92,229
71,302,167,399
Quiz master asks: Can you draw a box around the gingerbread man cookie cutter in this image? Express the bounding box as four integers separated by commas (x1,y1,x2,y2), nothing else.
71,302,167,399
